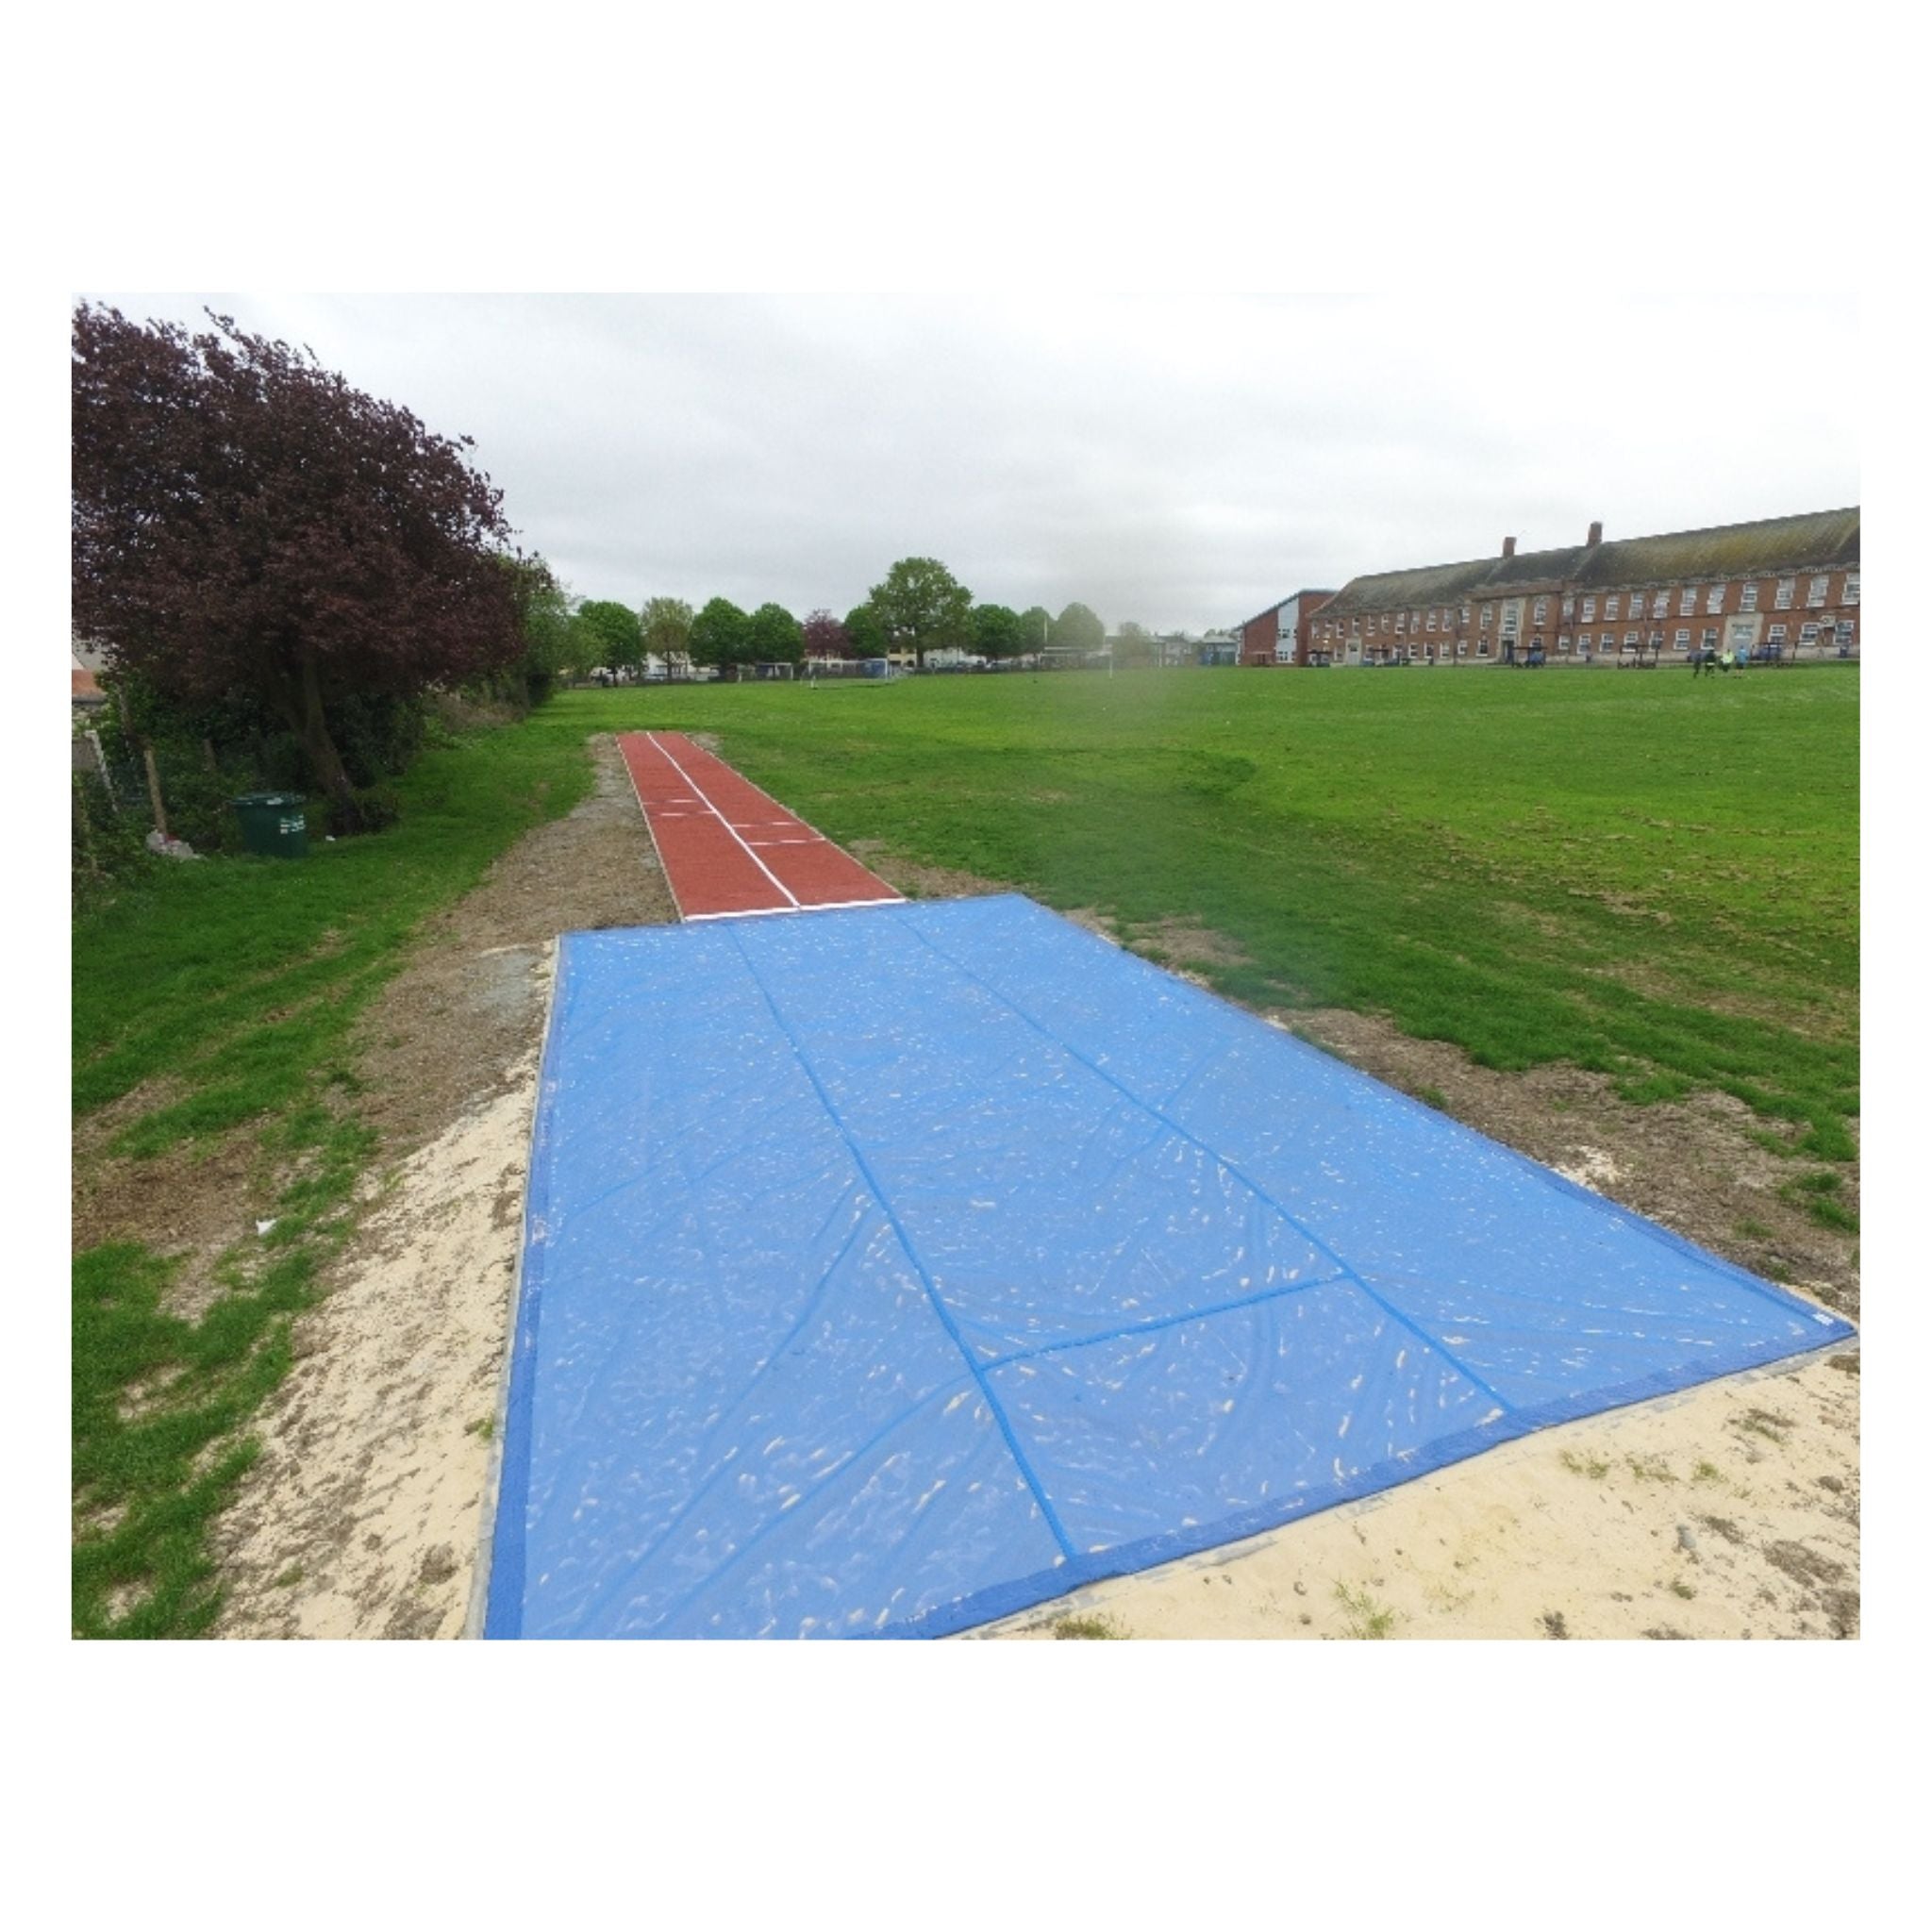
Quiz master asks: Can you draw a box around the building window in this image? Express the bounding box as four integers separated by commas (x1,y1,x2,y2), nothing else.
1775,578,1795,608
1800,622,1820,645
1648,631,1662,650
1532,597,1548,624
1560,595,1574,620
1457,638,1468,657
1649,592,1665,618
1674,628,1690,651
1624,631,1639,651
1395,612,1407,633
1739,583,1758,611
1533,634,1545,652
1605,596,1620,620
1350,616,1360,633
1480,606,1492,628
1679,588,1696,616
1477,638,1491,656
1558,633,1572,654
1425,610,1437,631
1767,624,1787,644
1840,619,1856,643
1844,575,1859,605
1381,614,1391,633
1706,584,1724,614
1701,627,1718,648
1581,596,1597,621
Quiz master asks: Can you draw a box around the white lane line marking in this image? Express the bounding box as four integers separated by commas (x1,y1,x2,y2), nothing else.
617,733,689,923
682,895,904,922
646,732,798,908
654,733,903,902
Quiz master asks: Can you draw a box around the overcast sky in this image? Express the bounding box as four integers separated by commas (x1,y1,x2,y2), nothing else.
87,293,1858,633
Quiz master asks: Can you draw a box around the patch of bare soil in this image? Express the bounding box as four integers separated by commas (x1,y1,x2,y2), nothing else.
1123,917,1255,972
1272,1006,1858,1323
845,838,1010,903
72,1098,276,1321
352,734,675,1157
210,735,675,1639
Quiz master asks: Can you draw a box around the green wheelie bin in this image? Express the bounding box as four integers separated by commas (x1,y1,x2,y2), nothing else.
232,791,310,858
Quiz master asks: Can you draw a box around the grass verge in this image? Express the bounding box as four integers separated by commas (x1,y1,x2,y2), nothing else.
72,718,593,1638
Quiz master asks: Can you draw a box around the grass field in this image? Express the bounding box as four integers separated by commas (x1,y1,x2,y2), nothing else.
72,661,1857,1636
539,665,1859,1155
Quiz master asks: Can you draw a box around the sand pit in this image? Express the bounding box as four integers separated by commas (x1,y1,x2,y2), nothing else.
212,1044,544,1638
978,1346,1858,1641
199,737,1857,1641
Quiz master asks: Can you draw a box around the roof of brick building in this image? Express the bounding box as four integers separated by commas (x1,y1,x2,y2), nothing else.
1319,507,1858,618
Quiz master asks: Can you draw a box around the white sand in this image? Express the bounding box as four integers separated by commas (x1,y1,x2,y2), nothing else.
975,1347,1858,1641
212,1038,543,1640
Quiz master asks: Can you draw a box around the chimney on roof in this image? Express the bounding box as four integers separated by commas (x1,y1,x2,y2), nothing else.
1502,536,1516,558
1587,520,1603,547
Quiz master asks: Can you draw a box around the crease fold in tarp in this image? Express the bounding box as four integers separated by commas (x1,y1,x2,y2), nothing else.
484,894,1854,1640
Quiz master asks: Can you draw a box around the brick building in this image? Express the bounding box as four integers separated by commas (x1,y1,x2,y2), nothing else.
1237,588,1339,666
1304,507,1859,667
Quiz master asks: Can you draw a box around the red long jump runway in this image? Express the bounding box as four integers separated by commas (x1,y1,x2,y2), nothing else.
617,730,901,921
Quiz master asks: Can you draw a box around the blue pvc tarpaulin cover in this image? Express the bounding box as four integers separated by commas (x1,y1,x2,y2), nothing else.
484,894,1852,1640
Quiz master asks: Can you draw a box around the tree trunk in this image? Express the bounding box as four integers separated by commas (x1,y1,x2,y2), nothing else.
142,744,170,840
269,646,362,832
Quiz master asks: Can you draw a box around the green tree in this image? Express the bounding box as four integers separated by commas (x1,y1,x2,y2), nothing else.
748,602,805,665
868,557,973,663
844,603,889,659
499,555,576,702
1017,606,1054,656
575,599,644,680
1052,602,1106,654
972,603,1026,661
690,597,752,673
641,595,694,669
1113,620,1157,669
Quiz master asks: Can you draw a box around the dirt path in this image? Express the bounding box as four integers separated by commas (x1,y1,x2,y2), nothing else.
210,735,674,1638
204,758,1855,1639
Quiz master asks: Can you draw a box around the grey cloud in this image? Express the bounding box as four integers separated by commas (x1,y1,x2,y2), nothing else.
86,292,1857,634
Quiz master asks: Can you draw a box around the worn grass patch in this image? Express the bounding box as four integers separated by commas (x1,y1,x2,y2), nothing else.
1779,1168,1859,1234
1334,1581,1400,1640
1052,1613,1125,1640
72,718,594,1639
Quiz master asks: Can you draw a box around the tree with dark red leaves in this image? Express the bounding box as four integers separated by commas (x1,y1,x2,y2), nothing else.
72,304,522,829
802,608,851,660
